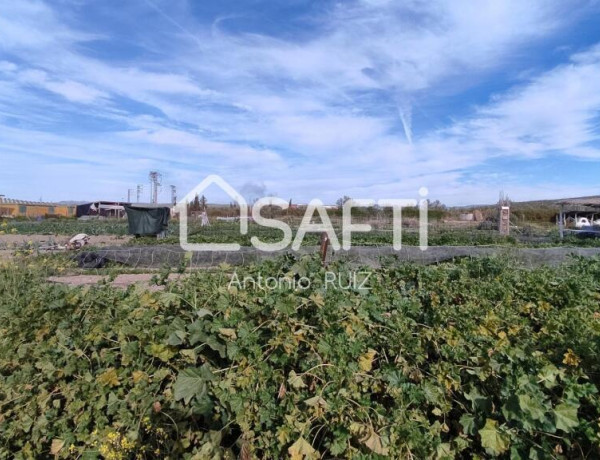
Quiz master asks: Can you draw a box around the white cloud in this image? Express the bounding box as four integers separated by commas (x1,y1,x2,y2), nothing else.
433,45,600,160
0,61,17,73
0,0,599,204
18,68,108,103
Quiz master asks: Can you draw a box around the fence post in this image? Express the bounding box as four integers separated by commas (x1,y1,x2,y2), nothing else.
559,205,564,240
320,231,329,267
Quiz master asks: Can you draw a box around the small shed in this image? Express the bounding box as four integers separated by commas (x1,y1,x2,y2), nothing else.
124,204,171,237
555,197,600,238
0,197,76,218
76,201,127,218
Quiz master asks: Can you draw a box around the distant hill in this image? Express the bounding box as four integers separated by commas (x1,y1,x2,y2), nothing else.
452,195,600,223
454,195,600,210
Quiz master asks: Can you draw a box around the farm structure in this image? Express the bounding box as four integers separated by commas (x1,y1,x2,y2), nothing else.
76,201,128,218
123,203,171,237
76,201,176,219
556,196,600,237
0,197,76,218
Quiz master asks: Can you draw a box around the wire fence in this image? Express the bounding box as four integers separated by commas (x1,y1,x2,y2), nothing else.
3,215,600,274
44,244,600,272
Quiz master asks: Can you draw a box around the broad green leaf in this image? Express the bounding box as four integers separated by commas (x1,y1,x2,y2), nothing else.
50,439,65,455
436,442,454,459
196,308,213,318
460,414,477,436
537,364,562,389
304,396,328,408
361,429,389,456
188,322,226,357
518,394,546,421
132,370,147,384
288,437,317,460
218,328,237,340
146,343,176,362
309,293,324,308
288,370,307,389
96,368,119,388
167,330,187,346
554,402,579,432
479,419,510,456
464,387,491,413
358,349,377,372
180,349,197,363
173,365,215,405
160,292,180,306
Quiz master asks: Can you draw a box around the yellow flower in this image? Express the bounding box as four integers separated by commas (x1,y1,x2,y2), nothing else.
563,349,581,367
121,437,136,450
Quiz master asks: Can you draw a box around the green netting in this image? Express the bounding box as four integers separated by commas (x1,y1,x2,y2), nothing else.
124,205,170,236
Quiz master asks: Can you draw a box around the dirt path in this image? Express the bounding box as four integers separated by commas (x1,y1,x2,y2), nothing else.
47,273,184,291
0,234,131,260
0,234,131,247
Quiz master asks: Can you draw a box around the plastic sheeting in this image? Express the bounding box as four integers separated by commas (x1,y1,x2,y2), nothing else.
124,205,170,236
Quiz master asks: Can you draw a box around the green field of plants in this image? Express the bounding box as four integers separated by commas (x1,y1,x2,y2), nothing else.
1,254,599,458
0,219,130,236
4,218,600,248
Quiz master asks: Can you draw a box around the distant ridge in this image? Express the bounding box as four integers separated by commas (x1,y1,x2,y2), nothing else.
452,195,600,210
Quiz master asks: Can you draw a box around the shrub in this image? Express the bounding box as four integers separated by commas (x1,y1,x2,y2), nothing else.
0,255,599,458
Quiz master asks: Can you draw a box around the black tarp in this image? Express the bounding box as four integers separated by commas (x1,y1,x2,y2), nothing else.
76,203,93,217
124,205,170,236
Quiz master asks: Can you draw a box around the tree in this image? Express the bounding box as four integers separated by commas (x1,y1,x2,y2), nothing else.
192,194,200,212
199,195,207,210
428,199,447,210
336,196,351,207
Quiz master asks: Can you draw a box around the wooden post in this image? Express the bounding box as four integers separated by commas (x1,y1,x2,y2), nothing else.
499,206,510,236
559,205,564,240
320,231,329,267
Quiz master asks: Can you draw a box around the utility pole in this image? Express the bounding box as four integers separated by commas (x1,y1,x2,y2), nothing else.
170,185,177,205
136,185,143,203
127,189,134,203
149,171,161,204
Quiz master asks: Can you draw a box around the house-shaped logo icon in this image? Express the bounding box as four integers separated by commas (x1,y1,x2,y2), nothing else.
176,175,248,251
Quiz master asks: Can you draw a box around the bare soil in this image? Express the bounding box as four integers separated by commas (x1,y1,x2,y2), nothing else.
47,273,184,291
0,234,131,247
0,234,131,260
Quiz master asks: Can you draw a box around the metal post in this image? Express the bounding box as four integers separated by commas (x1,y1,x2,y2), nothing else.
149,172,161,204
170,185,177,205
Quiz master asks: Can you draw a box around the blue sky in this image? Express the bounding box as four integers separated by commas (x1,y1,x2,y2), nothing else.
1,0,600,205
